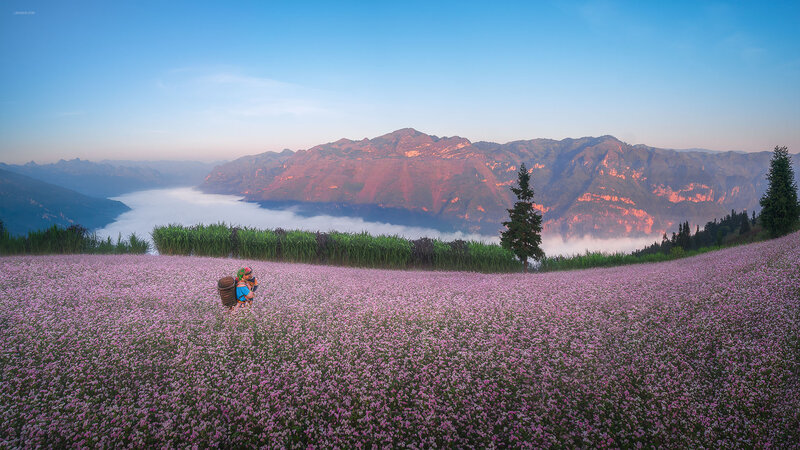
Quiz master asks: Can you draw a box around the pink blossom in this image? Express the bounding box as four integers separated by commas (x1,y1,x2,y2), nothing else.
0,233,798,447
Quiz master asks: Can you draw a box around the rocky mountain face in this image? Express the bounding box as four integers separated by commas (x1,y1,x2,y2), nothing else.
200,129,798,238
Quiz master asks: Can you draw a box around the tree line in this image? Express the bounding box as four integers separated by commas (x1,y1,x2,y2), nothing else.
633,209,757,257
500,145,800,269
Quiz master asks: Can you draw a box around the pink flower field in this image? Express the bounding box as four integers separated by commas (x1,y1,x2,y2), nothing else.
1,233,799,448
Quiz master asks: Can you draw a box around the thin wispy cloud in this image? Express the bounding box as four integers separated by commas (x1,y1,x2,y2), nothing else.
227,100,327,117
576,0,619,26
722,33,766,64
573,0,652,39
158,67,339,119
55,111,85,117
199,73,294,90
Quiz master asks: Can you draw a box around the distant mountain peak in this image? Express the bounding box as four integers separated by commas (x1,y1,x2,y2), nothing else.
380,128,426,138
374,128,434,144
376,128,471,144
200,129,797,238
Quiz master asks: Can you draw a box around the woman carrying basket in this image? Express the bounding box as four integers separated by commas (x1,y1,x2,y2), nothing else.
235,267,258,308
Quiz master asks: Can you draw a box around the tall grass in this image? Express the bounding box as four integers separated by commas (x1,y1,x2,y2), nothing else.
374,235,413,268
91,233,150,254
322,232,412,268
468,241,522,273
151,224,193,255
431,240,472,271
0,224,149,255
282,230,317,263
151,223,522,273
190,223,232,257
236,228,280,259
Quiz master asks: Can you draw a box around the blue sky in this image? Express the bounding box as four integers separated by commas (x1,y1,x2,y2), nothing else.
1,0,798,163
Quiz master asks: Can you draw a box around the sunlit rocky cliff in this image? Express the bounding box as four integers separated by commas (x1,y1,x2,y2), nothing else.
200,129,798,238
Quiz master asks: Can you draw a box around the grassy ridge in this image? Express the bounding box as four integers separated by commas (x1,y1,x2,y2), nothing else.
537,225,775,272
0,224,149,255
152,223,522,273
537,247,706,272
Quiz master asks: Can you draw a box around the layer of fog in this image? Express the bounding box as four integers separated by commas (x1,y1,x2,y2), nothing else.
95,187,658,257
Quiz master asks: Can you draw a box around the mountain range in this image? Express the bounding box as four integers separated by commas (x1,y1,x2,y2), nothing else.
0,159,221,198
0,159,221,235
0,168,130,236
200,129,800,238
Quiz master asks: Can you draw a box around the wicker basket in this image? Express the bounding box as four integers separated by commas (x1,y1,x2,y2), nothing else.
217,276,238,307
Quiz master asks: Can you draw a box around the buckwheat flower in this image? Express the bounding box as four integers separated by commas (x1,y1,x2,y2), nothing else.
1,234,798,446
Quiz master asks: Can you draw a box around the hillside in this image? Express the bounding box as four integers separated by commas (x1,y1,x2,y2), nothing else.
0,158,221,198
0,168,130,235
201,129,799,238
1,232,798,447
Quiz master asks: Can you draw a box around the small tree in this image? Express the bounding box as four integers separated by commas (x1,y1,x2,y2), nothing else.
675,221,691,250
759,146,800,237
660,232,671,253
501,163,544,272
739,211,751,234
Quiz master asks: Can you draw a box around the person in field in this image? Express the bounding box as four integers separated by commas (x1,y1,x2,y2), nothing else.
235,267,258,308
244,267,259,295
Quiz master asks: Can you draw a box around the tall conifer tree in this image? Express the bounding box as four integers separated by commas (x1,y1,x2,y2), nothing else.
501,163,544,272
739,211,751,234
759,146,800,237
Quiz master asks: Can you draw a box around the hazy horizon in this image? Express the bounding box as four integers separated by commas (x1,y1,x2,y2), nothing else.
2,129,792,166
2,1,798,164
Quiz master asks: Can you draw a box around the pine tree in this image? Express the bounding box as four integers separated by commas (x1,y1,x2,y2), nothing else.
759,146,800,237
683,220,691,249
500,163,544,272
739,211,751,234
660,232,670,253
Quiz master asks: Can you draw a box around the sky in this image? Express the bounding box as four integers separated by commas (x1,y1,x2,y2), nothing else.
1,0,799,164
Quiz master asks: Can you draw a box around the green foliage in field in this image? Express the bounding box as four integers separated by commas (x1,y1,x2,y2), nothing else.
432,240,470,271
0,222,149,255
189,223,232,257
468,241,522,273
151,224,193,255
322,232,412,268
537,247,721,272
236,228,279,259
150,223,521,273
282,230,317,263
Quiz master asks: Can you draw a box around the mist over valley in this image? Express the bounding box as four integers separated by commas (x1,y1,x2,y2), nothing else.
94,187,659,257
